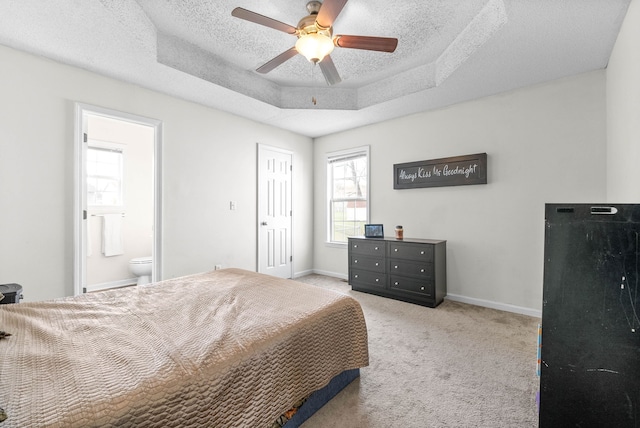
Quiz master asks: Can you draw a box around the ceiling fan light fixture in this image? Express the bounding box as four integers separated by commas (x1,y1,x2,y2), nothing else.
295,32,334,63
232,0,397,86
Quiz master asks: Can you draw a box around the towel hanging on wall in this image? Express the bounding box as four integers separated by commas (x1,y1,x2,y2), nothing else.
102,214,124,257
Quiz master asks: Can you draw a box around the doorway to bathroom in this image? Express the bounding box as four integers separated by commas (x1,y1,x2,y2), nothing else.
73,104,163,295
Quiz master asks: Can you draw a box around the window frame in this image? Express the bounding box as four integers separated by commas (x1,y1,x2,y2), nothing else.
326,146,370,245
86,139,126,209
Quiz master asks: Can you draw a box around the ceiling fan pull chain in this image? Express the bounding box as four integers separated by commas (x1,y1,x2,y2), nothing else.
311,63,318,105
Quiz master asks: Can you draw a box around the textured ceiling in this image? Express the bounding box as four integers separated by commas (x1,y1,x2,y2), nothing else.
0,0,631,137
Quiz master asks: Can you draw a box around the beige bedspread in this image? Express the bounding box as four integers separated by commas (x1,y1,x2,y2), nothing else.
0,269,369,427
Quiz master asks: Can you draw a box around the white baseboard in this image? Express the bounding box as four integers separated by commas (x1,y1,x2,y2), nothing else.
312,269,348,281
85,278,137,293
296,271,541,318
293,269,314,278
446,293,542,318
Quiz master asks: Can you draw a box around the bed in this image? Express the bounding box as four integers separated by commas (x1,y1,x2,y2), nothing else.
0,268,369,427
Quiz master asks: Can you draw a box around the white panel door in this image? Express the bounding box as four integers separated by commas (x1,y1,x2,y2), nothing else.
258,145,292,278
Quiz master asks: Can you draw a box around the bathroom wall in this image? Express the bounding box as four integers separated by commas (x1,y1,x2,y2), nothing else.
86,114,154,289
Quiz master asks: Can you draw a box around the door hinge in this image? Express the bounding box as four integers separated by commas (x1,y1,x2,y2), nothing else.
290,165,292,171
83,132,88,143
83,210,87,220
290,256,293,262
82,287,87,294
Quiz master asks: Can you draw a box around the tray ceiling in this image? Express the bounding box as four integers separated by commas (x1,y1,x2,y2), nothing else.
0,0,631,137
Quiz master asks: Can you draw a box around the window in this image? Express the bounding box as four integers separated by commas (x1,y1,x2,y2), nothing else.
327,146,369,244
86,142,124,207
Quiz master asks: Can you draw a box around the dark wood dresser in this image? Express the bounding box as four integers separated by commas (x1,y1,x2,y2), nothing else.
348,236,447,308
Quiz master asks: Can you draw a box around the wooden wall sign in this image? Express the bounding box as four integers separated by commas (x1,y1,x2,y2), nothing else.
393,153,487,189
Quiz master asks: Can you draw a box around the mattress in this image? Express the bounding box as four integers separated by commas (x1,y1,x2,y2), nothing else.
0,268,369,427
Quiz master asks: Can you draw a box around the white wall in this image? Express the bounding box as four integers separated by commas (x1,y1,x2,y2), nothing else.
2,17,630,311
314,72,607,314
0,45,313,301
607,0,640,201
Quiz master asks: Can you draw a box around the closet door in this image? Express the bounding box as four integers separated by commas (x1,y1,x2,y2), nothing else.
540,204,640,427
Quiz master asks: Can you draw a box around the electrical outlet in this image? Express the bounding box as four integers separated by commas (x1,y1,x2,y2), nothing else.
214,264,222,270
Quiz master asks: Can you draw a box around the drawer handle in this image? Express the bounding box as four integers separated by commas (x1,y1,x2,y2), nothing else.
375,246,379,250
394,265,398,269
354,260,358,263
420,269,425,273
394,281,399,285
354,245,358,248
375,278,379,282
355,274,358,278
421,286,425,291
394,248,398,252
420,251,425,255
375,262,379,266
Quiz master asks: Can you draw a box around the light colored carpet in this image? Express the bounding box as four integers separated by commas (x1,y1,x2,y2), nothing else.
294,274,540,428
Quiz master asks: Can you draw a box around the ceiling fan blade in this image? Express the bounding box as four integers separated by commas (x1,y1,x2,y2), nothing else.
319,55,342,86
315,0,348,29
334,35,398,52
231,7,297,34
256,47,299,74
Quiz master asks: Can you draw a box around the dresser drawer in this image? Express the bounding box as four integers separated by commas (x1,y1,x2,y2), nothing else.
350,269,385,289
389,275,433,297
349,254,385,273
348,237,446,308
388,242,433,261
388,259,433,278
349,239,386,256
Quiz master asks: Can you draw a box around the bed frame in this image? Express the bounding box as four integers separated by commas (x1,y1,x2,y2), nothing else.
283,368,360,427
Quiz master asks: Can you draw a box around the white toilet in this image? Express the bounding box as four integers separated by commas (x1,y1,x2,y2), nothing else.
129,256,153,285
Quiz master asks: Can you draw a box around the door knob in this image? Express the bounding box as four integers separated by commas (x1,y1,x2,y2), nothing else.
261,221,268,226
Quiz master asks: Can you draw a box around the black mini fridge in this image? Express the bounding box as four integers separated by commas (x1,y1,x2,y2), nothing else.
540,204,640,427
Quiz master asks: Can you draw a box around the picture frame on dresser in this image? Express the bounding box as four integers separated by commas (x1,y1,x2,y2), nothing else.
364,224,384,238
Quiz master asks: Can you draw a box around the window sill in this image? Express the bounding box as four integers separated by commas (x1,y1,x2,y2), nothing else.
325,241,348,249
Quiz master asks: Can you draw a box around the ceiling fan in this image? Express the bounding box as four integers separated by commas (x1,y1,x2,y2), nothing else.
231,0,398,85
